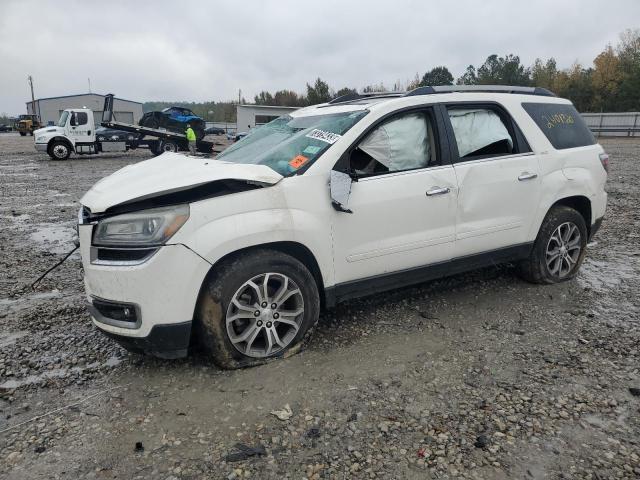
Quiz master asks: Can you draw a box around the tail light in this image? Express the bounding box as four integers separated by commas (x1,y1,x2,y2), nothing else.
599,152,609,173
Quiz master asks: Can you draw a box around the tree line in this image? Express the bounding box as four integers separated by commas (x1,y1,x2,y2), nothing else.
142,28,638,121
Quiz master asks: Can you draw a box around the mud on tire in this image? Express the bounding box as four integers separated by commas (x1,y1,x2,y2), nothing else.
194,249,320,369
519,205,588,284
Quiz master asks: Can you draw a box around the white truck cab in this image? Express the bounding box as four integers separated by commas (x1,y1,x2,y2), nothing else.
34,108,101,159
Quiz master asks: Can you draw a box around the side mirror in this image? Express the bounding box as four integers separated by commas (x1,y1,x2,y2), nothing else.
329,170,353,214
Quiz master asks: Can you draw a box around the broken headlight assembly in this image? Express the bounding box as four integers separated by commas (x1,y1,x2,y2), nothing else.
92,204,190,247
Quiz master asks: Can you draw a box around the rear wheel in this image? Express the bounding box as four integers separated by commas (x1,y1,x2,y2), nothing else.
19,132,26,137
195,249,320,369
160,140,178,153
519,206,588,284
49,141,71,160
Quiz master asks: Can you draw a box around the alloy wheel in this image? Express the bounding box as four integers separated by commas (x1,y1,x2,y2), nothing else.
226,272,304,358
545,221,582,278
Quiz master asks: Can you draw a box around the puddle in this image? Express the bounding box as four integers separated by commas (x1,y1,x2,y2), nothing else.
578,255,637,293
0,164,37,171
105,356,122,367
0,290,64,314
29,223,77,254
0,356,124,390
577,252,640,325
0,368,76,389
0,331,28,348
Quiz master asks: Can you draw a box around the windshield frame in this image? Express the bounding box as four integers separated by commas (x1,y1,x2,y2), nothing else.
216,110,369,177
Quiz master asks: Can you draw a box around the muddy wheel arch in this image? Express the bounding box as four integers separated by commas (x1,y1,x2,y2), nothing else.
193,247,321,369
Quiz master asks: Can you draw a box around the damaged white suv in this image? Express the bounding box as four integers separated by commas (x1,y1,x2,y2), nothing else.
78,85,608,368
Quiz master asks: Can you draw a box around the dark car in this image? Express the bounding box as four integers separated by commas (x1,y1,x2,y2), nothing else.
234,132,249,142
139,106,206,140
0,124,12,132
95,127,138,142
204,126,225,135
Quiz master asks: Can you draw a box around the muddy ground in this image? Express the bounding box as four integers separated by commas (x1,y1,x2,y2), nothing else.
0,133,638,480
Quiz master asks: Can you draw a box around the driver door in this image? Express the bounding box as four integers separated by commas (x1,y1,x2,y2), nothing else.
67,111,91,143
331,107,458,287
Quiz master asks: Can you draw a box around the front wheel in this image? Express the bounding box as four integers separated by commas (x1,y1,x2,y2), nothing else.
519,206,588,284
195,249,320,369
19,132,26,137
49,141,71,160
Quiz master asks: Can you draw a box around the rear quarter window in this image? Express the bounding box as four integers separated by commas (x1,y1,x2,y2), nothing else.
522,102,596,150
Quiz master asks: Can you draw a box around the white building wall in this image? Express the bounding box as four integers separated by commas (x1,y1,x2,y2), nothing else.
236,105,299,132
27,94,143,126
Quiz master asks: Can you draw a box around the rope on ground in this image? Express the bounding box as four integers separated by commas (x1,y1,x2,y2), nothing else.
31,245,79,290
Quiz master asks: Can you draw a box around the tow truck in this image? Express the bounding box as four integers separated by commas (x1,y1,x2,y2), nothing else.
34,94,214,160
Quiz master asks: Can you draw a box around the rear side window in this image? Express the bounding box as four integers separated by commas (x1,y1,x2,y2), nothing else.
522,103,596,150
447,108,516,160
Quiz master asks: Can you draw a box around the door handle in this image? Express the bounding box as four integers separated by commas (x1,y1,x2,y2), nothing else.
518,172,538,181
426,186,450,196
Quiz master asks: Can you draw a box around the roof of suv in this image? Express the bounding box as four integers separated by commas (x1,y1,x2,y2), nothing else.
291,85,568,118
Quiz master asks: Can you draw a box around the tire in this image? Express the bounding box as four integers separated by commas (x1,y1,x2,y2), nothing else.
48,141,71,160
519,205,588,284
19,132,26,137
160,140,178,153
194,249,320,369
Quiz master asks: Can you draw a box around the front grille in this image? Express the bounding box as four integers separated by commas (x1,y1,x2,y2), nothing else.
96,247,158,262
90,246,158,265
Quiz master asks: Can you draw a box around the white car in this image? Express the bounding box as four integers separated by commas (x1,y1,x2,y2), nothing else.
78,85,608,368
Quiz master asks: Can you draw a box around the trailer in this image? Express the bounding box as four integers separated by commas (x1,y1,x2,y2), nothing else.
33,94,214,160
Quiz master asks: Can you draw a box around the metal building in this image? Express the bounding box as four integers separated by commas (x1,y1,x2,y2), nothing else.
236,104,299,132
26,93,143,127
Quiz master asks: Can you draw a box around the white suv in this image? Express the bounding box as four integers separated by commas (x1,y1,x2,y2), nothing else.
78,85,608,368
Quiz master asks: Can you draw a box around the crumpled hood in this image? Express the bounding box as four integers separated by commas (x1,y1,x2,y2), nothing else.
80,152,283,213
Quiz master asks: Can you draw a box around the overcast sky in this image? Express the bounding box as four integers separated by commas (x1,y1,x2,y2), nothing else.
0,0,638,115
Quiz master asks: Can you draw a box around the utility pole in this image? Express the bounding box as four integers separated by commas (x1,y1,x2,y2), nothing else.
28,75,38,122
88,78,91,93
238,89,241,105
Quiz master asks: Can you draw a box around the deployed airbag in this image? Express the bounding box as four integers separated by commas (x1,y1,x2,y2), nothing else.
359,113,430,171
449,109,512,157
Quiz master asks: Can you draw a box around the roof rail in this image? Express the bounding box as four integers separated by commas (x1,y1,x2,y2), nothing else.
327,91,404,105
405,85,556,97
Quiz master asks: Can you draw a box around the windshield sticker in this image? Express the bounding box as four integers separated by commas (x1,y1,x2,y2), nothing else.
306,129,342,144
303,145,322,155
289,155,309,169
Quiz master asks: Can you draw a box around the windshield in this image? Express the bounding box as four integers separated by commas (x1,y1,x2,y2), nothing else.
217,111,368,175
57,111,69,127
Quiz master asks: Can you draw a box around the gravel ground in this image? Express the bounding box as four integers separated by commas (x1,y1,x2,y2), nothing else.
0,133,638,479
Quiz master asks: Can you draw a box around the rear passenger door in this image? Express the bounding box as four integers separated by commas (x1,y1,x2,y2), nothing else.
443,103,541,257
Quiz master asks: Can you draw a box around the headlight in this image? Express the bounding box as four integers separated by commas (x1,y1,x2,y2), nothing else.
36,136,46,142
92,204,189,247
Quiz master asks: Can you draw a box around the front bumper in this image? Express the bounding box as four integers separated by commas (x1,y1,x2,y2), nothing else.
97,320,193,359
78,224,211,358
35,143,48,152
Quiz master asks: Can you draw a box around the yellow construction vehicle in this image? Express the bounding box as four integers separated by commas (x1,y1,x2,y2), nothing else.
15,114,42,136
